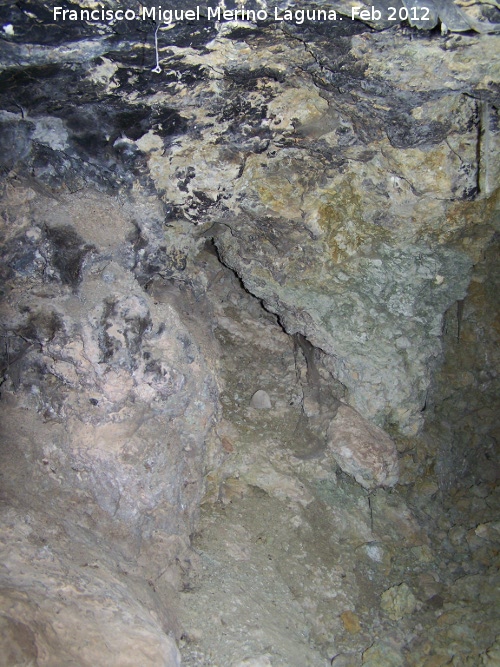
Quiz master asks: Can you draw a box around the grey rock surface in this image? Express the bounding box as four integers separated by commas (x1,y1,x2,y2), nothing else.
380,582,418,620
327,403,399,489
0,2,498,435
0,507,181,667
251,389,273,409
0,2,499,664
0,186,220,663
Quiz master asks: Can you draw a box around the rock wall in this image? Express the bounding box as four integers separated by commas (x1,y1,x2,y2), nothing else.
1,2,498,436
0,1,499,663
426,231,500,491
0,184,219,664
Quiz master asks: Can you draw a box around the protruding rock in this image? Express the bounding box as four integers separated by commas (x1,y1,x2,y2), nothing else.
327,404,399,489
381,583,418,621
362,639,405,667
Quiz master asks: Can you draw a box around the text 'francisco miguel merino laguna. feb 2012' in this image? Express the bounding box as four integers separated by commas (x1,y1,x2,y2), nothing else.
52,4,433,25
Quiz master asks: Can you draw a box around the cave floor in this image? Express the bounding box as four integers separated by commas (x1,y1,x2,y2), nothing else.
176,256,500,667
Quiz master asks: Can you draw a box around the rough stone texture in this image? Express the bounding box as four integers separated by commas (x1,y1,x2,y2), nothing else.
327,403,399,489
362,640,405,667
380,583,418,621
0,3,498,436
177,264,500,666
250,389,272,409
0,1,499,665
211,36,499,435
0,184,219,662
0,184,219,549
423,233,500,491
0,507,181,667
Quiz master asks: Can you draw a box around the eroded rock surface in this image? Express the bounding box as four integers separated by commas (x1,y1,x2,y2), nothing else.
0,186,219,664
178,258,500,666
0,2,498,435
0,1,499,665
327,403,399,489
0,507,182,667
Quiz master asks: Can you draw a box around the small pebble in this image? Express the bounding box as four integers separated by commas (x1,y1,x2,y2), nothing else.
250,390,272,409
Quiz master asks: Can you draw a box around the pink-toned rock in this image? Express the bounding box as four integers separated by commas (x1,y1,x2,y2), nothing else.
327,404,399,489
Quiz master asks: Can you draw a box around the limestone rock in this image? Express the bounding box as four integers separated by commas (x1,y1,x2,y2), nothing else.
482,637,500,666
251,389,272,409
232,657,272,667
0,507,181,667
380,583,418,621
0,188,219,663
362,640,405,667
340,610,361,634
0,4,498,665
327,404,399,489
330,655,361,667
1,4,499,440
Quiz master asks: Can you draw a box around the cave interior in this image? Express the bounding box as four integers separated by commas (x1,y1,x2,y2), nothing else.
0,1,499,666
